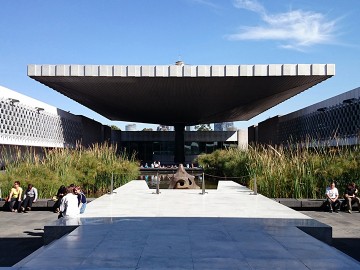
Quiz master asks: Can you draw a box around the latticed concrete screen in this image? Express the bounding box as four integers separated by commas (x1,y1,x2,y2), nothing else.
278,98,360,143
0,99,82,148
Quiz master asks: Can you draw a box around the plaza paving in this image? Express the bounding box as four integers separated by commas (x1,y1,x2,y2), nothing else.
0,210,57,266
1,180,360,269
301,210,360,263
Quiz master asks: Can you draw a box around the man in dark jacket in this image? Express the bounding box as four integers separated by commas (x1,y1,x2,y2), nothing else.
344,182,359,213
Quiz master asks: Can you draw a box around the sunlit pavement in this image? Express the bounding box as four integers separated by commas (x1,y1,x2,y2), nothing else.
9,180,360,269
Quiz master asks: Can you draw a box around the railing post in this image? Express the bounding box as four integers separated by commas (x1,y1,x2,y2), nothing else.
201,172,206,195
156,171,160,194
253,175,257,195
110,172,114,195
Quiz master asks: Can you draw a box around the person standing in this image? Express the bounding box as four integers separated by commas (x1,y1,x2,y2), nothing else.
344,182,359,213
7,181,23,212
59,186,79,218
325,182,340,213
21,184,38,212
74,186,87,214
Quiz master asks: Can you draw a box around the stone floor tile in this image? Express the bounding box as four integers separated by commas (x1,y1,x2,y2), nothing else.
10,181,360,270
137,256,193,269
193,257,252,270
246,258,309,269
300,258,360,269
81,257,139,268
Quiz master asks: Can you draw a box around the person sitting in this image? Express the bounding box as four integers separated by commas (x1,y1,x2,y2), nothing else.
344,182,359,213
74,186,87,214
53,185,66,213
325,182,340,213
59,186,80,218
7,181,23,213
21,184,38,213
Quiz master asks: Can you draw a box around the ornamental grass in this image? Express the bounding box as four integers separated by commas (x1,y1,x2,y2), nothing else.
0,143,139,199
197,142,360,199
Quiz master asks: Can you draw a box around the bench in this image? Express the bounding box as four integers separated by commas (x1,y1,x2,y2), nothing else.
0,198,94,210
275,198,359,211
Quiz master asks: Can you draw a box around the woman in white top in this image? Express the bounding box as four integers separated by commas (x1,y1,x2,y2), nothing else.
59,186,80,218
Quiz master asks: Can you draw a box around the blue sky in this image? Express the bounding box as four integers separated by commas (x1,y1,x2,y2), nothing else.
1,0,359,130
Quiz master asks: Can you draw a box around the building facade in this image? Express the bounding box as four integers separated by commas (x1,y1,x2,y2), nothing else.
1,86,243,166
0,86,110,149
113,130,242,166
214,122,235,131
249,87,360,146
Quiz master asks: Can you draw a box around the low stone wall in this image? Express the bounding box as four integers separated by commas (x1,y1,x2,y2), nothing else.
1,197,355,211
275,198,358,211
0,198,94,210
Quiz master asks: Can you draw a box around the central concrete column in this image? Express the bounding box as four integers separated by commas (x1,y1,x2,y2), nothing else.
174,124,185,164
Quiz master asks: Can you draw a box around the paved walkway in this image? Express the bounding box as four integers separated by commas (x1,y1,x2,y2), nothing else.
0,210,56,266
301,210,360,262
3,180,358,270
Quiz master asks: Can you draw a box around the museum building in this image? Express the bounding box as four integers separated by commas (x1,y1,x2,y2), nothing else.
249,87,360,146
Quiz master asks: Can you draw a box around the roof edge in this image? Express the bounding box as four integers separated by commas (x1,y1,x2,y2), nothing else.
27,64,335,78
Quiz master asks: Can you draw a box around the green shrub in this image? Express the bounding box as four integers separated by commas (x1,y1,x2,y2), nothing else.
197,143,360,199
0,143,139,198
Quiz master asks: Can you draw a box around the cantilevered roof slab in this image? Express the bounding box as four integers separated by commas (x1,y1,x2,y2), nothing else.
28,64,335,126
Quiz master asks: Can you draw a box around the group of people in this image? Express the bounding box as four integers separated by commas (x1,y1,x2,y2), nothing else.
6,179,360,215
53,184,87,218
5,180,86,218
142,162,198,169
6,181,38,213
325,181,359,213
143,161,161,168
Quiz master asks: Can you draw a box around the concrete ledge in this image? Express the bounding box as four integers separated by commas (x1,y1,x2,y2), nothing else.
274,198,325,210
0,199,55,208
275,198,359,211
2,197,353,211
275,198,302,208
298,224,332,245
43,217,333,248
301,199,327,209
275,198,328,210
0,198,94,210
44,224,79,245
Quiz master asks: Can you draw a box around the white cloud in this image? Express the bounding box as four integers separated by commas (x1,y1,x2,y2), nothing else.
191,0,221,10
233,0,265,14
228,0,339,50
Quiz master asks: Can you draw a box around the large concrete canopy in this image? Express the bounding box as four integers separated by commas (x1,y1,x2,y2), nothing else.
28,64,334,126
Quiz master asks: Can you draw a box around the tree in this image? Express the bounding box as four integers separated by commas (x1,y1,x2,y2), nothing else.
110,125,121,131
195,124,212,131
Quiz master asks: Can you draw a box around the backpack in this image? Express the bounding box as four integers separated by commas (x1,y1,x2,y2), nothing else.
80,193,86,204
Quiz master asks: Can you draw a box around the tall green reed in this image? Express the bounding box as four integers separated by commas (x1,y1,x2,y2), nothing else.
0,143,139,198
197,142,360,199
